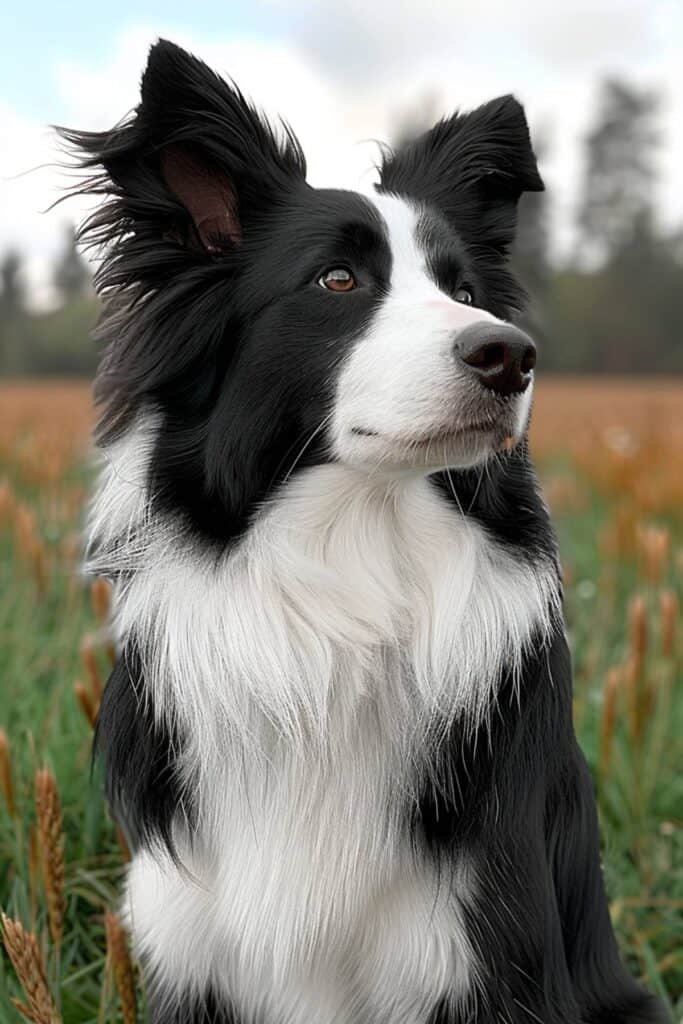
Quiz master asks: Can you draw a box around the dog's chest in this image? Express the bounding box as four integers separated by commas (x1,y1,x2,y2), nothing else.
127,701,472,1022
113,465,554,1021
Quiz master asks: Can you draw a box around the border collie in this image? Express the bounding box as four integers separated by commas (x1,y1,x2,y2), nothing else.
63,39,667,1024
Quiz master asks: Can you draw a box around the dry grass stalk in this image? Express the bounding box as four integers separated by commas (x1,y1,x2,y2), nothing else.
74,680,99,729
32,543,49,596
600,667,621,779
625,594,650,742
13,504,50,595
637,525,671,583
105,911,137,1024
80,636,104,702
628,594,648,675
0,727,17,817
115,824,131,863
35,770,65,948
0,477,16,525
28,825,40,925
659,588,678,658
0,913,62,1024
90,577,112,624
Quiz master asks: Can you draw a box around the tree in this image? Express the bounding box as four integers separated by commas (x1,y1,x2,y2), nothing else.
0,250,25,319
512,132,551,338
576,79,660,264
53,224,91,304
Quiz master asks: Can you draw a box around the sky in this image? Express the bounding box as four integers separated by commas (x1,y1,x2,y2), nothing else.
1,0,682,307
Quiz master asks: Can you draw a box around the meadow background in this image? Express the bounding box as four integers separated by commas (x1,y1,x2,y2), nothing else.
1,2,683,1021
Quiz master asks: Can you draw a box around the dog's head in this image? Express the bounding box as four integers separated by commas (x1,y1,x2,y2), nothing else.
66,40,543,536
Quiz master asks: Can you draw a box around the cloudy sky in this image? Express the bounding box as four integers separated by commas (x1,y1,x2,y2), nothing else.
1,0,681,306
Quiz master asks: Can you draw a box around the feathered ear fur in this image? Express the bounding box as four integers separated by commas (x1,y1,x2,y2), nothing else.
379,95,543,254
58,39,306,266
55,40,308,440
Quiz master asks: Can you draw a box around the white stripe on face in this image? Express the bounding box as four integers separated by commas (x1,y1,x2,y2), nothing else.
331,191,533,473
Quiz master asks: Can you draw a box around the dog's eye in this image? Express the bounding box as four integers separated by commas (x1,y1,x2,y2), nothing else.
455,287,474,305
319,268,357,293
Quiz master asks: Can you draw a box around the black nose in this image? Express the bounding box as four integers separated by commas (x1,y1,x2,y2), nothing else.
455,322,537,396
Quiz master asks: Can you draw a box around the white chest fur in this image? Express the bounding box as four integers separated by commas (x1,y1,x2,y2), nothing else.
91,442,556,1022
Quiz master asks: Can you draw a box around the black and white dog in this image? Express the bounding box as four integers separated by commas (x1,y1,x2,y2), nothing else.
66,40,666,1024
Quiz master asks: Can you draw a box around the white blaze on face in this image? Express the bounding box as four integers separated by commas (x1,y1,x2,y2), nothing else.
331,191,532,472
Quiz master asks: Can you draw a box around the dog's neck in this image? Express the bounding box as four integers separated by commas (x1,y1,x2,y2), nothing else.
89,417,558,787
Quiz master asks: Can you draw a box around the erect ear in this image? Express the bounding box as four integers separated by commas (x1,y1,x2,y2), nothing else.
61,39,306,259
160,143,241,251
139,39,306,253
379,95,543,252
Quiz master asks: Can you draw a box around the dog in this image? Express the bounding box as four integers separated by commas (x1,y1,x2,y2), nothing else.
63,39,668,1024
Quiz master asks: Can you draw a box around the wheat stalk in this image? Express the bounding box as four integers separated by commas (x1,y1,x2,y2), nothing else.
659,588,678,658
0,914,62,1024
80,636,104,702
90,578,112,624
104,912,137,1024
626,594,649,743
0,727,17,817
599,666,621,779
74,680,99,729
34,771,65,948
28,826,40,926
0,477,16,525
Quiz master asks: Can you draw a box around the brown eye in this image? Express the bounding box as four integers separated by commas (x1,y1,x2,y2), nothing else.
318,267,357,292
455,286,474,305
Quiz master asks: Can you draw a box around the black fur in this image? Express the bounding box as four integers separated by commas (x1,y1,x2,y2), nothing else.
63,39,669,1024
94,645,189,855
147,985,241,1024
380,93,543,316
419,628,668,1022
431,441,557,559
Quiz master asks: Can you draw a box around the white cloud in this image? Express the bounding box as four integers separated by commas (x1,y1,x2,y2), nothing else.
0,101,78,308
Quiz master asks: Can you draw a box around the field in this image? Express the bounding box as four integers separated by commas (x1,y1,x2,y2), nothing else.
0,377,681,1022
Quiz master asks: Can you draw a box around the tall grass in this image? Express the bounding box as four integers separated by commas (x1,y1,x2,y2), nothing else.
0,378,681,1022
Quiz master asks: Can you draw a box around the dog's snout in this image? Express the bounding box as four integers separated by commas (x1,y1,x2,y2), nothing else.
455,323,537,396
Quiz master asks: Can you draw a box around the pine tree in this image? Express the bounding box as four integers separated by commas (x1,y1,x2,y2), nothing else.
53,224,91,303
577,79,660,263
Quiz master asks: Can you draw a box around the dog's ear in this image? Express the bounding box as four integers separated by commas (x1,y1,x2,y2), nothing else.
60,39,306,257
158,143,241,251
379,95,543,253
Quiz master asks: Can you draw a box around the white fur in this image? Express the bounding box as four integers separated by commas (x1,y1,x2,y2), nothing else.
90,417,558,1023
334,192,533,471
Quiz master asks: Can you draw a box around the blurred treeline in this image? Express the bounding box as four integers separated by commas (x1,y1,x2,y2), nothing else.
0,226,99,376
1,76,682,377
514,78,683,373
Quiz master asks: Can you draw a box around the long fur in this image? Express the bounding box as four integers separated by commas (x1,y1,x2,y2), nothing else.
62,38,668,1024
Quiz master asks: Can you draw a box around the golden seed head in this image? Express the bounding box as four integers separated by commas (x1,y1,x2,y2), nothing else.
1,913,62,1024
0,727,17,818
659,588,678,658
628,594,648,670
34,770,65,949
105,912,137,1024
90,577,112,623
80,635,104,701
74,680,99,729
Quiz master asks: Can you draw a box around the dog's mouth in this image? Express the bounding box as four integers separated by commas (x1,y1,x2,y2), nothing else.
346,412,524,472
342,380,534,471
351,420,512,449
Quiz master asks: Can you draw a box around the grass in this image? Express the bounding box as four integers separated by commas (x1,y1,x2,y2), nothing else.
0,377,681,1022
